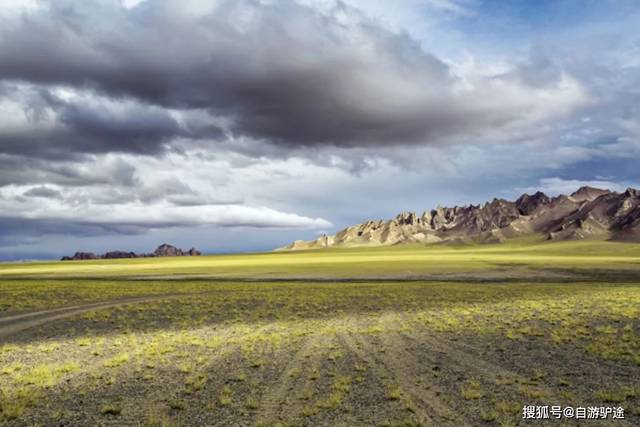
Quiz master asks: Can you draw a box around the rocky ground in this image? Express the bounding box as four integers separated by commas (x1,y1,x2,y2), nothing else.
1,279,639,426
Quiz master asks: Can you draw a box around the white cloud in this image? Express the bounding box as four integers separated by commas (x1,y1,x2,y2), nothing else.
518,177,634,197
0,186,331,230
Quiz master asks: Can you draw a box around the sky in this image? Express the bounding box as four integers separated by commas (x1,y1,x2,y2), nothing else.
0,0,638,260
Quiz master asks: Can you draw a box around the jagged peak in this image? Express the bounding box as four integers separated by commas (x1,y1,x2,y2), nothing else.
395,211,418,225
515,191,551,215
518,190,549,199
570,186,610,202
624,188,639,198
395,211,416,218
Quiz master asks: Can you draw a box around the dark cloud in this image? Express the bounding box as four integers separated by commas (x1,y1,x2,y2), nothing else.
22,186,62,199
56,99,182,154
0,154,138,187
0,218,149,246
0,84,224,159
0,0,572,151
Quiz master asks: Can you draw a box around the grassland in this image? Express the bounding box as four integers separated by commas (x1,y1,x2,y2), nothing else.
1,240,639,426
2,239,640,281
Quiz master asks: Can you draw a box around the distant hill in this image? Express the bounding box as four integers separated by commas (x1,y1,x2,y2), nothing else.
280,186,640,250
61,244,202,261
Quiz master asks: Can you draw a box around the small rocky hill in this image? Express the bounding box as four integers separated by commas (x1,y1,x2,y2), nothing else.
280,186,640,250
61,244,202,261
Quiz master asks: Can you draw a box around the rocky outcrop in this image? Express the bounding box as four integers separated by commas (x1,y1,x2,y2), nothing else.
61,244,202,261
104,251,137,259
154,244,184,257
280,186,640,250
61,252,99,261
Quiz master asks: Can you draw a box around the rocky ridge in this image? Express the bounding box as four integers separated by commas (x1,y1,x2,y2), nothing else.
281,186,640,250
61,244,202,261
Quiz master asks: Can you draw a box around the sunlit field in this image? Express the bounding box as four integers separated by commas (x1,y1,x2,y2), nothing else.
1,241,640,426
2,239,640,280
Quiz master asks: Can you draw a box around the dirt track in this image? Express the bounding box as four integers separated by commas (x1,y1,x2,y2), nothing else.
0,295,182,342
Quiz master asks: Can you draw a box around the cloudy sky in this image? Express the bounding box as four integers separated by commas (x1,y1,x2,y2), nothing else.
0,0,638,259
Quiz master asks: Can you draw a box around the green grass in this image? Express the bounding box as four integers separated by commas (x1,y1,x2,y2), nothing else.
461,380,483,400
104,353,130,368
100,403,122,416
218,385,233,406
595,387,637,403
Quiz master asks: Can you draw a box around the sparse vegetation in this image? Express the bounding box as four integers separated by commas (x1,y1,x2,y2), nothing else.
218,385,233,406
461,379,483,400
100,403,122,416
0,241,639,425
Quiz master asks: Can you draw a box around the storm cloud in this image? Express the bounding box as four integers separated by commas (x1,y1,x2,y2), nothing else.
0,0,586,152
0,83,223,158
0,153,138,187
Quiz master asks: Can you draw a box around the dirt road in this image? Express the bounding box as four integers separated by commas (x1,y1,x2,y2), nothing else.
0,294,182,342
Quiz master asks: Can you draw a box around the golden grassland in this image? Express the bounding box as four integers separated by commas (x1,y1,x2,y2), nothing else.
0,240,639,425
1,239,640,280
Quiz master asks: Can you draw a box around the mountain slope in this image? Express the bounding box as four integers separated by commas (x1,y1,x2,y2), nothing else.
280,186,640,250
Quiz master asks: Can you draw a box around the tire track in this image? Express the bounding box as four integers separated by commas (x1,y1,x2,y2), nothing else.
255,329,335,425
339,329,463,427
387,317,637,427
0,293,201,342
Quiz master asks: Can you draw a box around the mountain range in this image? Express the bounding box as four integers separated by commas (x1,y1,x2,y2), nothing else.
280,186,640,250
